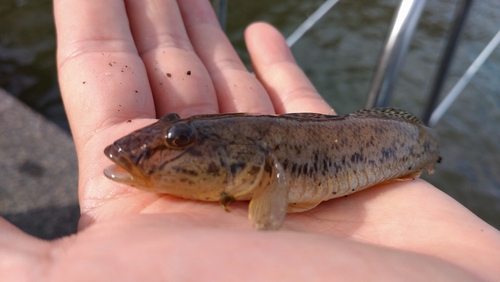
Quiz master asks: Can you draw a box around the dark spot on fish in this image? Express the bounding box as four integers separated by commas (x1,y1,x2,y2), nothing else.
167,73,172,78
82,81,86,84
296,164,303,176
282,159,289,170
230,162,246,176
248,166,261,176
126,119,131,123
333,163,341,173
437,156,442,163
187,70,191,75
371,125,384,135
351,153,357,163
332,191,337,195
179,178,195,185
264,162,272,173
207,162,220,175
294,145,301,154
210,133,222,140
219,157,227,169
302,164,308,176
408,146,414,154
423,140,433,152
380,147,395,162
188,148,203,157
173,167,199,176
366,136,375,147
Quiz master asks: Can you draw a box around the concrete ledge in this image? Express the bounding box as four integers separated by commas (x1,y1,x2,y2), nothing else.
0,88,79,239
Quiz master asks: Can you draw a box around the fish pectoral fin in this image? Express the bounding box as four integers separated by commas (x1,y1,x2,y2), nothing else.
248,158,288,230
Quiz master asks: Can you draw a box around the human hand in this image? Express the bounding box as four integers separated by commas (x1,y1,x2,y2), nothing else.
1,0,499,280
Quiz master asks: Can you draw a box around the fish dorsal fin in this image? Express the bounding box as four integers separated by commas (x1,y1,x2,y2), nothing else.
279,113,341,121
353,107,423,124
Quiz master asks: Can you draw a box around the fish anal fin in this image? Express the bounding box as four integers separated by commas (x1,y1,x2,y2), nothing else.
378,170,423,186
287,201,322,213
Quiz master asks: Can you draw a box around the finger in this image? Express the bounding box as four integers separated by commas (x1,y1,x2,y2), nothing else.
55,0,160,212
55,0,155,140
245,22,334,115
178,0,275,114
125,0,219,118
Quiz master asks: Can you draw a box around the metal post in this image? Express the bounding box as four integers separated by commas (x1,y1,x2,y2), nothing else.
421,0,473,125
366,0,426,108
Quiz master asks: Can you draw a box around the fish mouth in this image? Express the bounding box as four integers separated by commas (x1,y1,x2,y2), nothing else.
103,145,153,188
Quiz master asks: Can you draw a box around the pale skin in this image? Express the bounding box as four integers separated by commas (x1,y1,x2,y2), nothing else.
1,0,499,281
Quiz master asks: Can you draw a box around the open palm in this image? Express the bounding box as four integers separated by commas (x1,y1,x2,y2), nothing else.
1,0,498,281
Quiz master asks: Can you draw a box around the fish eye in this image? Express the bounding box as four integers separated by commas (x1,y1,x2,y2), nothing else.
165,123,197,148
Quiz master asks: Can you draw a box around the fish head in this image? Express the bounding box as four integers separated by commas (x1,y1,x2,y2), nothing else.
103,114,205,190
103,113,262,201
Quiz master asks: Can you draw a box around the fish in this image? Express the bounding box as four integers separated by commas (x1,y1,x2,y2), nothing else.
103,108,440,230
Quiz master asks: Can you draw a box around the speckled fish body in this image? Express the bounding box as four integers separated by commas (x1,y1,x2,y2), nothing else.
104,108,440,230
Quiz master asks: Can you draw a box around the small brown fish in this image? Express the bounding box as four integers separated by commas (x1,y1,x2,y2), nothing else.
104,108,440,230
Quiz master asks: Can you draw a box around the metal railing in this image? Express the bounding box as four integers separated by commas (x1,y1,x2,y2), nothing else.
365,0,426,109
213,0,498,127
421,0,474,125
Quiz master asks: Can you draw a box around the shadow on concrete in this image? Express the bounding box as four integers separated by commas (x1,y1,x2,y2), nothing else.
3,204,80,240
1,88,79,239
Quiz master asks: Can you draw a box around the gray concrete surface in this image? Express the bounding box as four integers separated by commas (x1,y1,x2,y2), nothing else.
0,88,79,239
